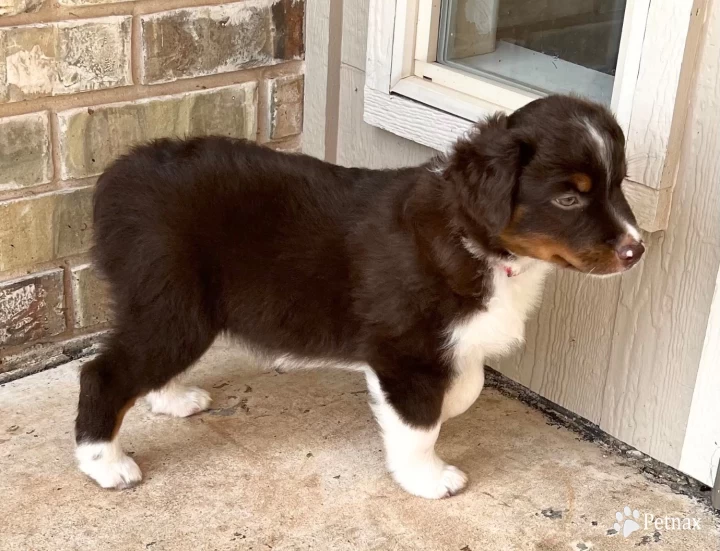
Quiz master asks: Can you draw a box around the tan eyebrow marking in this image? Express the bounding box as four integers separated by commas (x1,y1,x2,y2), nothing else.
570,173,592,193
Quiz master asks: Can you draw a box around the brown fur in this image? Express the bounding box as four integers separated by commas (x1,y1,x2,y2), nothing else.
75,95,643,450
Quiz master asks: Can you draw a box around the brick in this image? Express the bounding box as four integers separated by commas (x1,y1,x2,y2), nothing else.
0,269,65,348
140,0,304,84
70,264,110,329
0,188,93,272
0,0,45,16
0,17,131,103
0,331,103,382
268,74,303,139
0,112,52,191
58,83,257,179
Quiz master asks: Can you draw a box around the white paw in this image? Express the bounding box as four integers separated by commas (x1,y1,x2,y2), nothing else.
76,441,142,489
392,462,468,499
147,384,211,418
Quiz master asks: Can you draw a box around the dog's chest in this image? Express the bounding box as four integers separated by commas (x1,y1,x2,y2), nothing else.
448,260,551,360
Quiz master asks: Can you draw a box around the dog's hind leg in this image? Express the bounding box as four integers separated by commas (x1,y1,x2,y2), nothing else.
145,378,211,418
75,299,216,489
75,345,143,489
365,366,468,499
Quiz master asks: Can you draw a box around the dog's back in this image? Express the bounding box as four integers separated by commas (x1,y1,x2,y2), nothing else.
95,137,385,361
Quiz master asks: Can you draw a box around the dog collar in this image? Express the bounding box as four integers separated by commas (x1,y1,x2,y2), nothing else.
501,252,520,277
461,237,522,277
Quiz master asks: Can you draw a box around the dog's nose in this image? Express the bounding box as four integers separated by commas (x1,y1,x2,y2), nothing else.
615,235,645,267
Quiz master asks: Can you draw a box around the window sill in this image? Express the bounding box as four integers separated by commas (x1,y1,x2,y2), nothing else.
442,41,615,105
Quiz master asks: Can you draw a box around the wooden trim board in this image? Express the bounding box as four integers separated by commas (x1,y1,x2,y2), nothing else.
364,0,709,231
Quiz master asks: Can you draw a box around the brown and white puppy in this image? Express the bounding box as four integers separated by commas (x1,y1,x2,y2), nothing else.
75,94,644,498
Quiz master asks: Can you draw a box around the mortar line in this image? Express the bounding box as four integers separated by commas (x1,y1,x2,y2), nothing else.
0,60,304,120
0,0,265,28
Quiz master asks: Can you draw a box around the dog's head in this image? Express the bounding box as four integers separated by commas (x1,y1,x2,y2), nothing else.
444,94,644,275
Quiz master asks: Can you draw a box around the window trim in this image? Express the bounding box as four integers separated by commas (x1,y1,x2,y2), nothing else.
365,0,708,232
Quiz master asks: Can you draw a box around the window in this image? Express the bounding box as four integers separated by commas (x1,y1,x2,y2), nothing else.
437,0,626,105
364,0,706,232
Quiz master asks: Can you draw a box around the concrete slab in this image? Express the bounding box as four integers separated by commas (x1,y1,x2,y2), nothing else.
1,342,718,550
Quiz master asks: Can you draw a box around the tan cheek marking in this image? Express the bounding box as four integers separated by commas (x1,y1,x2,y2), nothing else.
501,232,625,273
571,173,592,193
502,232,620,270
508,205,526,228
500,233,581,265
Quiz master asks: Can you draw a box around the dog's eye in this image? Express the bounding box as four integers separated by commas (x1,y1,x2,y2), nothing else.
553,195,581,209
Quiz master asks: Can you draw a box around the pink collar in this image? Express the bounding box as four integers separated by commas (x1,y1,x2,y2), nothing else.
500,257,528,277
460,237,523,278
501,254,521,277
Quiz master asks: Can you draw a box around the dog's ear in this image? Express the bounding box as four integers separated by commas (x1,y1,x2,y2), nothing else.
444,114,534,239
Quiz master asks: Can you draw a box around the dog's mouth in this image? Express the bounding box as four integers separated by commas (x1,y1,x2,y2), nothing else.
501,233,637,276
550,255,573,269
515,246,626,276
550,253,631,276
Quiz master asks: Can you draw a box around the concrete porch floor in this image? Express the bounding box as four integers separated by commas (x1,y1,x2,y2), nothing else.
1,342,718,551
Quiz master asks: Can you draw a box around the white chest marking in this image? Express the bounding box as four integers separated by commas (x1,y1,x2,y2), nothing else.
448,259,551,360
441,259,551,420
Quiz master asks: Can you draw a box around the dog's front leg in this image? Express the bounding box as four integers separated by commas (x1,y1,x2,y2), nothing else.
365,367,467,499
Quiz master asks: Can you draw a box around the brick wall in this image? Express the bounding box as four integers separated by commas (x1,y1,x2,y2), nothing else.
0,0,305,382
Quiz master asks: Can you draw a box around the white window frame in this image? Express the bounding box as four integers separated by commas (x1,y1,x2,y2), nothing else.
364,0,707,232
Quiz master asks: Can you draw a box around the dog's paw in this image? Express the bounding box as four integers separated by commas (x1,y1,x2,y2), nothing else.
147,385,211,418
76,441,142,489
392,462,468,499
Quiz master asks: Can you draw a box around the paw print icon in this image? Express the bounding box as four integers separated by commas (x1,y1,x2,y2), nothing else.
614,506,641,537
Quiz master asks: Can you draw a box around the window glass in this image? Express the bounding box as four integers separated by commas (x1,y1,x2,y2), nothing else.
438,0,627,104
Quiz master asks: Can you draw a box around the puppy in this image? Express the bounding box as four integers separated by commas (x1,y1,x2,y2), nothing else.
75,94,644,498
